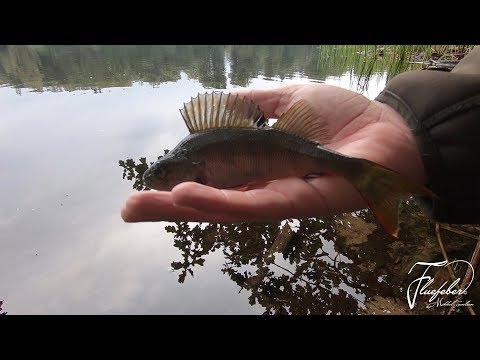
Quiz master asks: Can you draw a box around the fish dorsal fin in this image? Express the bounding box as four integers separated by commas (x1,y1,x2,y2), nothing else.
273,99,330,144
180,92,267,133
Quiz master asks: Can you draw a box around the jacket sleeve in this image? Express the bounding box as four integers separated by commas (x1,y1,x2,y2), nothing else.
375,46,480,224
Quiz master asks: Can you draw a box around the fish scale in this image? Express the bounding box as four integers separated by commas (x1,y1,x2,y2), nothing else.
181,129,341,189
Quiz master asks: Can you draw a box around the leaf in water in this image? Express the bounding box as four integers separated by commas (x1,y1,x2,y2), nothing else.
165,225,176,233
135,163,148,173
230,272,246,284
171,261,183,270
0,300,6,315
178,272,186,284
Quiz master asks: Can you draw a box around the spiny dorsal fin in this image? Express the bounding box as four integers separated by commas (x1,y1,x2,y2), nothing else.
180,92,267,133
273,99,330,144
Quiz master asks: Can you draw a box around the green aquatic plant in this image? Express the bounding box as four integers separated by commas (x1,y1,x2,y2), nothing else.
317,45,474,91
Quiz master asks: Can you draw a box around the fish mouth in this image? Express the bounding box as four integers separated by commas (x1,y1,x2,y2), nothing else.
142,168,172,191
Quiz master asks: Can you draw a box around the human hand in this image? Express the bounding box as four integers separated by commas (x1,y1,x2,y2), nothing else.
121,83,427,223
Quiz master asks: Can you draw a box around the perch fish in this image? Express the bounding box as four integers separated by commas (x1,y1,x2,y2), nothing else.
143,92,436,237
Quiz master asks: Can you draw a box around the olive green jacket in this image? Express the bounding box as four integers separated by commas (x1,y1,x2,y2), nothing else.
376,46,480,224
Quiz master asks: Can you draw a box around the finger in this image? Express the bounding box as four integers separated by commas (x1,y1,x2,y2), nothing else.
232,85,301,118
302,176,367,215
121,191,245,223
171,181,295,221
171,176,367,221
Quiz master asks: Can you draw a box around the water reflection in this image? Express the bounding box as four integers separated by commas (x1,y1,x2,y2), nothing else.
0,45,228,93
119,156,480,315
0,45,422,94
0,300,6,315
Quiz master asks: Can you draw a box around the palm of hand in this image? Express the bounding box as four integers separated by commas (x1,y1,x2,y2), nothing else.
122,84,425,223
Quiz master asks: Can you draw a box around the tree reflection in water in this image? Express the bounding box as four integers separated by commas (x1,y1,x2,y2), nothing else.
119,156,480,315
0,300,7,315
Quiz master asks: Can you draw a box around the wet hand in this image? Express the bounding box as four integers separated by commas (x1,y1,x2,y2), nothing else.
121,84,427,223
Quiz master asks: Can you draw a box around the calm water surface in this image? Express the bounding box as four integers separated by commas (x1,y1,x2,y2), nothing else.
1,45,478,315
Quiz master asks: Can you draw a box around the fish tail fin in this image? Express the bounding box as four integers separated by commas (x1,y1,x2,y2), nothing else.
348,159,437,238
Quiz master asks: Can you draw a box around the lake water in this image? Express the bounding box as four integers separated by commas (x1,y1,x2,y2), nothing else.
1,45,478,315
